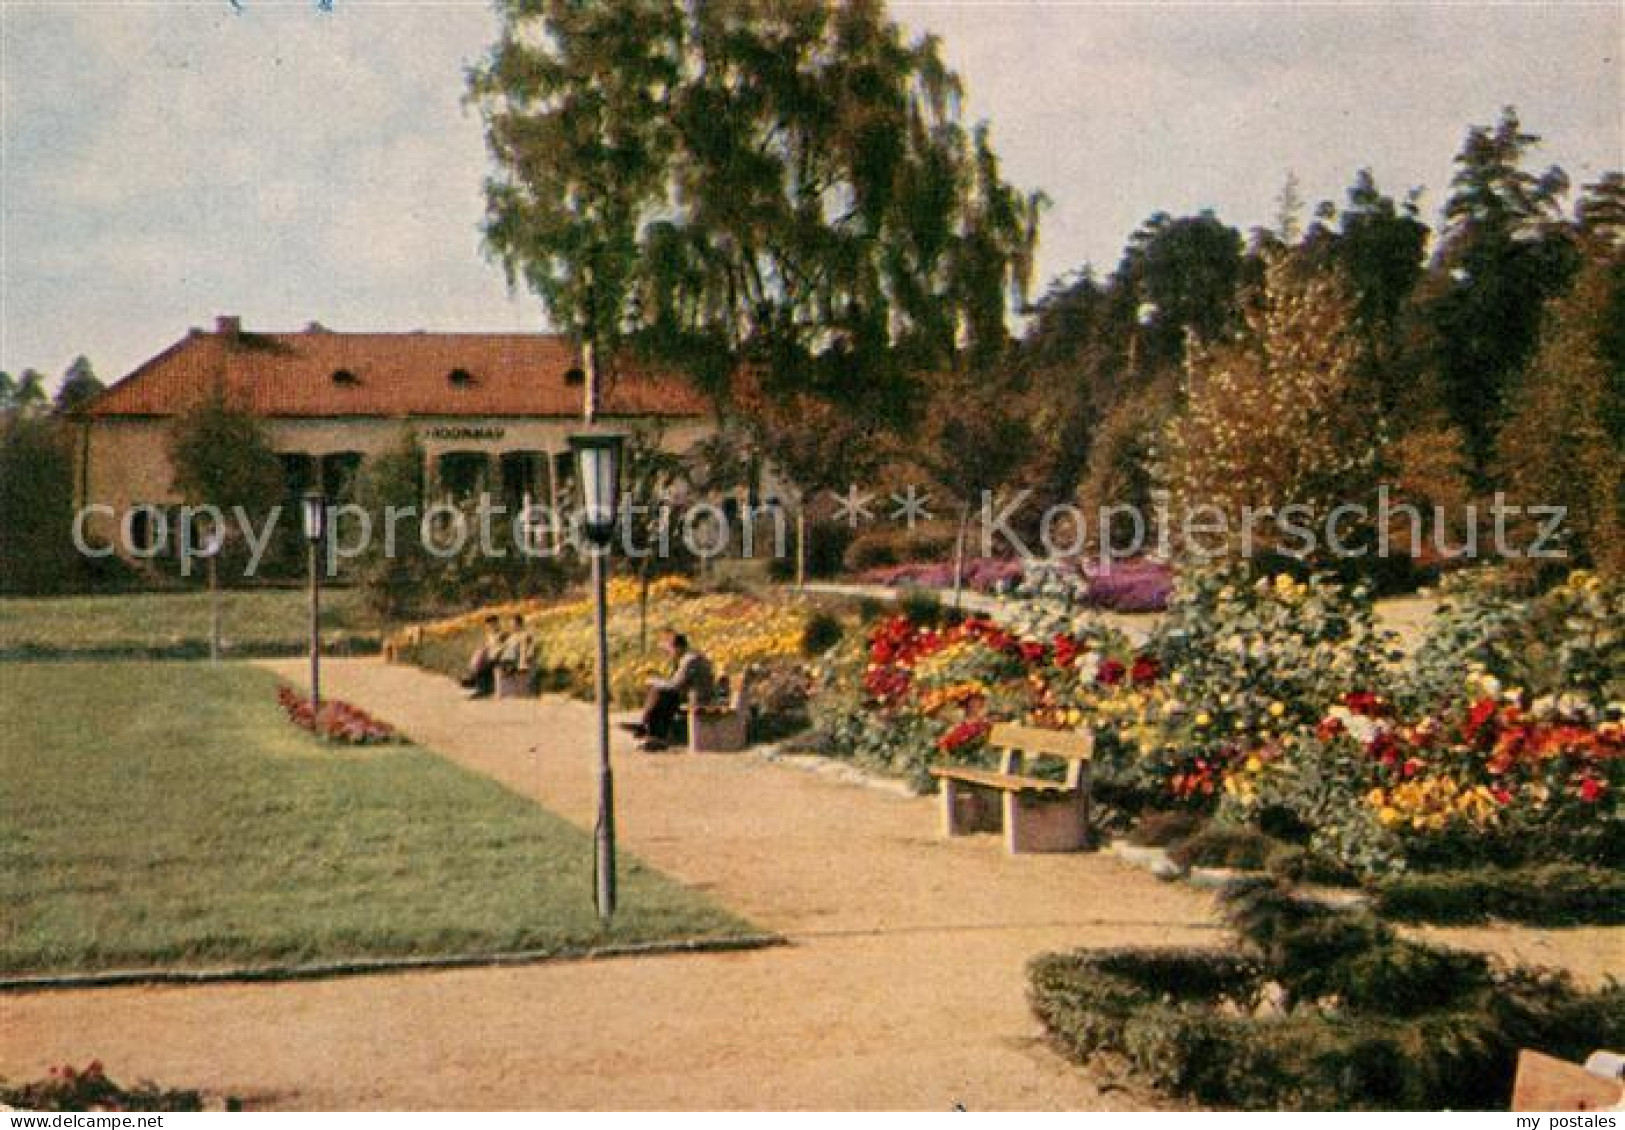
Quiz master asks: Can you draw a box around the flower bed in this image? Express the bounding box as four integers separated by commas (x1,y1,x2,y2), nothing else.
811,564,1623,889
389,577,842,719
855,556,1173,612
276,684,398,744
1029,885,1625,1110
811,605,1149,790
0,1062,213,1112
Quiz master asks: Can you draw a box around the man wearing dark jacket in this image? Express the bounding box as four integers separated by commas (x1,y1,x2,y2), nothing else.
624,629,715,751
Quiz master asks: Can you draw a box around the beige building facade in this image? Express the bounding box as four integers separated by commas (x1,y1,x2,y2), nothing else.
76,317,721,553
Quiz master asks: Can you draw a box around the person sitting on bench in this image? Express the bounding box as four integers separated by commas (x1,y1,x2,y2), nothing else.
459,615,506,699
499,614,535,677
625,628,714,751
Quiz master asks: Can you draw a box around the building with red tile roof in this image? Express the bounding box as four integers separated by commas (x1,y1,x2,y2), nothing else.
73,317,722,554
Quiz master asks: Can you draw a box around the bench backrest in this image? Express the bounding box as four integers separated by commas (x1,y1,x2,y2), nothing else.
687,670,749,714
989,722,1093,788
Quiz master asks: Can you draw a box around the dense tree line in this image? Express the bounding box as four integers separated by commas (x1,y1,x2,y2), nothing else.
1022,107,1622,579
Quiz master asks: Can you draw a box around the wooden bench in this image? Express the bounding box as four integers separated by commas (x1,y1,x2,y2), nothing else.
929,722,1094,853
687,675,750,753
1512,1049,1624,1111
495,667,535,699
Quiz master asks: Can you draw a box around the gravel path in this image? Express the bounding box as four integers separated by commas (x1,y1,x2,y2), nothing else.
3,658,1221,1110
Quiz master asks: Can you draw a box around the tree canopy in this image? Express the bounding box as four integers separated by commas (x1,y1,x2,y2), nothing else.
470,0,1045,423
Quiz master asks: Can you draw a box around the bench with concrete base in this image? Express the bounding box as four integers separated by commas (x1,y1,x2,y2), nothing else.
495,668,535,699
929,722,1094,853
687,676,750,753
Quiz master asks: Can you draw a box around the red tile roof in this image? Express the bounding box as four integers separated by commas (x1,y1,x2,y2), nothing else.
84,324,710,420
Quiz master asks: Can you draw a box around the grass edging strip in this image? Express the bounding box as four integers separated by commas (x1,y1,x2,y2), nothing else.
0,932,786,994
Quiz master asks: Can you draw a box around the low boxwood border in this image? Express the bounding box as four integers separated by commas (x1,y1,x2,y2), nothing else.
1125,812,1625,928
1030,945,1624,1110
1373,864,1625,927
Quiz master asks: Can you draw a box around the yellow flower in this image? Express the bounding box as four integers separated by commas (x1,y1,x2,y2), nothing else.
1195,712,1212,728
1268,701,1285,718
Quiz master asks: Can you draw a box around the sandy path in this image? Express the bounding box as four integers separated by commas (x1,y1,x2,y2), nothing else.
3,658,1221,1110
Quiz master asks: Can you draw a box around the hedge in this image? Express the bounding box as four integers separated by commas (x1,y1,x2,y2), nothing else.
1029,885,1625,1110
1374,864,1625,927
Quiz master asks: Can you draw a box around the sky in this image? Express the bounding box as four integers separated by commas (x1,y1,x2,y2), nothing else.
1,0,1620,386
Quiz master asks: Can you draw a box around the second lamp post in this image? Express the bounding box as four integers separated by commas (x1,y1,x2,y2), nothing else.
301,490,328,710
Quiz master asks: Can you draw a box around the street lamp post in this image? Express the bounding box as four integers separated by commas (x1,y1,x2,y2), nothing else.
301,491,328,710
569,432,625,923
200,524,224,665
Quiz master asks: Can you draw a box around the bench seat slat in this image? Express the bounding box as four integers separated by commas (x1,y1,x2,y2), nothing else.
929,766,1074,793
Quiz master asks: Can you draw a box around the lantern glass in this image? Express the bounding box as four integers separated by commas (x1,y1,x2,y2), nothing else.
301,492,327,542
568,433,624,546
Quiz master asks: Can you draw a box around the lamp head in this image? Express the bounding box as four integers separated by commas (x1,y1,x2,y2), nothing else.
301,491,328,543
567,432,626,548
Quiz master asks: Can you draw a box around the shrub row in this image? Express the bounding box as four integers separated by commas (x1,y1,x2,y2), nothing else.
1029,886,1625,1110
1373,864,1625,927
1030,947,1623,1110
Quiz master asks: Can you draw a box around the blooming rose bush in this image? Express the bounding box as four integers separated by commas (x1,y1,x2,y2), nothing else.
810,608,1144,790
1257,687,1623,877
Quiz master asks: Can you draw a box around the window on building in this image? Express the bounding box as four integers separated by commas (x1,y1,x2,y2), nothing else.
448,368,474,386
499,450,546,512
552,451,576,504
128,506,157,554
320,452,364,503
331,368,358,385
437,451,490,501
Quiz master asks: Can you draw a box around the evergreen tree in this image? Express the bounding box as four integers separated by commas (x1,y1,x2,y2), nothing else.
1428,107,1578,476
54,356,104,414
0,414,77,593
1112,210,1245,373
354,428,432,615
1497,249,1625,574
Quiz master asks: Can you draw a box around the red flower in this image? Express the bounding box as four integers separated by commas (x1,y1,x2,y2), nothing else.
1316,715,1346,742
1096,659,1126,686
1341,691,1389,717
937,717,992,754
1579,776,1606,803
1130,655,1160,686
1463,697,1499,744
1052,635,1081,669
1369,731,1402,766
1018,641,1047,666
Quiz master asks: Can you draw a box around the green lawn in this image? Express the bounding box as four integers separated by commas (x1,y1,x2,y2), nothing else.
0,661,750,976
0,589,381,660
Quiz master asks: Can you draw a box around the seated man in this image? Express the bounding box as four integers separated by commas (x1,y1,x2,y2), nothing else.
459,615,506,699
627,628,715,751
499,613,535,674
